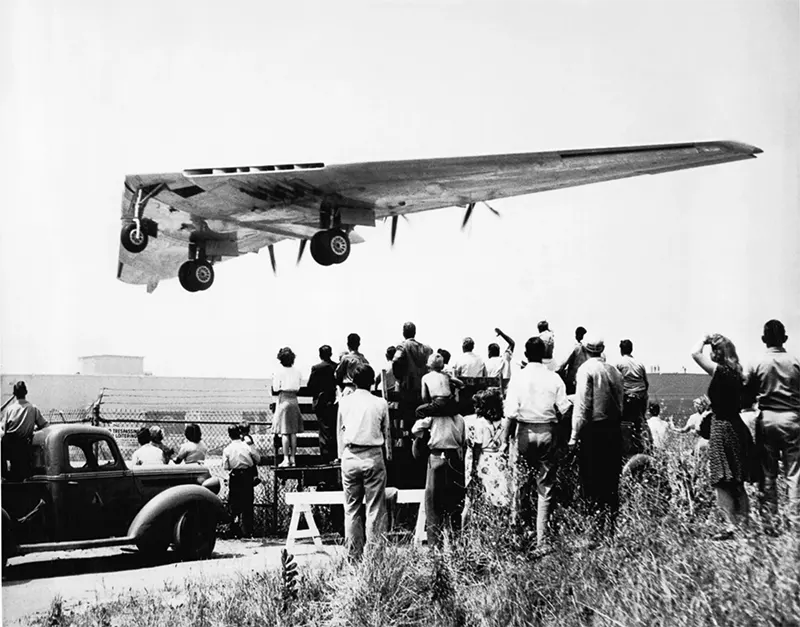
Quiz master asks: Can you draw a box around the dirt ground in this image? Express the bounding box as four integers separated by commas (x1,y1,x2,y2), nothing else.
1,538,342,626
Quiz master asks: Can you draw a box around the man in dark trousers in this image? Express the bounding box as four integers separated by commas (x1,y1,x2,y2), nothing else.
569,335,624,542
308,344,339,462
223,425,260,537
1,381,49,480
616,339,651,455
392,322,433,488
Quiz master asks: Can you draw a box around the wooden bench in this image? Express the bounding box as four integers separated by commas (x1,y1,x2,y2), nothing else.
284,488,426,548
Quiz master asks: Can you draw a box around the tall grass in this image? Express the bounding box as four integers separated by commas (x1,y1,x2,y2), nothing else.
33,440,800,627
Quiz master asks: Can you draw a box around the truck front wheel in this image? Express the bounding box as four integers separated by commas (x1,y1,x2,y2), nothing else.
173,503,216,560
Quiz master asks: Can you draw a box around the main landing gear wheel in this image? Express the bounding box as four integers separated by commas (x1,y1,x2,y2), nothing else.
121,223,148,253
310,229,351,266
179,260,214,292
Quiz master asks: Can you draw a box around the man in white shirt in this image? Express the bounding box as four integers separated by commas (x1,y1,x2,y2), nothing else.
338,364,392,558
569,335,624,540
486,327,516,379
223,425,261,537
453,337,487,414
504,337,571,547
538,321,555,365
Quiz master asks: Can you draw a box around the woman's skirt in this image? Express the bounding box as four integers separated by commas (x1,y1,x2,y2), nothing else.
708,415,752,485
273,391,304,435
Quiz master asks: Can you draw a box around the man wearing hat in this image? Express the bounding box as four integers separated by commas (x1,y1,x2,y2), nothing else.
569,336,625,541
1,381,49,479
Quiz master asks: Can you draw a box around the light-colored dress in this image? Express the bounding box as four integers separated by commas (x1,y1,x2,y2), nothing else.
465,415,509,508
272,366,304,435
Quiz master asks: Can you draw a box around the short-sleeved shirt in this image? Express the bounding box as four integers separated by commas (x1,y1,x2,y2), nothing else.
272,366,302,392
177,440,208,464
223,439,260,470
747,347,800,414
1,399,48,440
616,355,648,397
412,414,466,450
504,362,571,424
132,443,166,466
453,352,487,378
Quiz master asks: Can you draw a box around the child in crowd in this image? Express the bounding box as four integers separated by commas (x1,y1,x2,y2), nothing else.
646,403,670,450
415,353,463,420
175,423,207,464
239,421,261,486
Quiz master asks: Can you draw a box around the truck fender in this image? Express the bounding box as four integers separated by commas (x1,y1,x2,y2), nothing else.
127,484,226,544
2,508,19,562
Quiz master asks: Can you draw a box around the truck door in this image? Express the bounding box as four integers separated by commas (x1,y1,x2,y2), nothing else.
62,434,141,540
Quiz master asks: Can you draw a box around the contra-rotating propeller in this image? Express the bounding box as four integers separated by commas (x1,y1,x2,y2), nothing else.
461,201,501,230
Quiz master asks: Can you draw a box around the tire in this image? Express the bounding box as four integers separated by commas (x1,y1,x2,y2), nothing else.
310,229,350,266
173,504,217,561
121,223,148,253
178,260,214,292
310,231,335,266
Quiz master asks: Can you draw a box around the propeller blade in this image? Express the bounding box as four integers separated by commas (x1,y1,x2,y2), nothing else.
268,244,277,275
483,201,501,217
296,239,307,265
390,215,399,247
461,202,476,230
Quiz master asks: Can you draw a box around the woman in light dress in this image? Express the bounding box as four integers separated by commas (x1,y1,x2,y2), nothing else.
464,387,510,523
272,347,304,467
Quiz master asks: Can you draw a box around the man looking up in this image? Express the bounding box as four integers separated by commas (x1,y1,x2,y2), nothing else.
616,339,651,455
1,381,49,479
335,333,369,396
453,337,487,414
504,337,571,549
308,345,339,462
392,321,433,433
223,425,260,538
570,335,624,542
746,319,800,526
486,328,516,379
338,364,392,558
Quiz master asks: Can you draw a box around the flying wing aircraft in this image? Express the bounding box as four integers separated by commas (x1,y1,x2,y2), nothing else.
117,140,761,293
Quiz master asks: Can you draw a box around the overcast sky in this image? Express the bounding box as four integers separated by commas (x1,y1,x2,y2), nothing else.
1,0,798,382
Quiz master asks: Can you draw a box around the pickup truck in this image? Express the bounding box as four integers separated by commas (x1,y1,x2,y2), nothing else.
1,424,226,570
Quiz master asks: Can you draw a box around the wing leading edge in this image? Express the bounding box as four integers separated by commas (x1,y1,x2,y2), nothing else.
117,140,761,292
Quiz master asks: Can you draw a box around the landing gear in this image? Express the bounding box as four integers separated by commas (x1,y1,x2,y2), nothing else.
310,229,351,266
121,222,148,253
179,259,214,292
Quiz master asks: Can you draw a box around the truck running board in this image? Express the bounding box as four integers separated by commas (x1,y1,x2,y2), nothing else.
17,536,137,554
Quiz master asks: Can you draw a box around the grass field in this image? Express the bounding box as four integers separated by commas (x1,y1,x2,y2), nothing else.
34,436,800,627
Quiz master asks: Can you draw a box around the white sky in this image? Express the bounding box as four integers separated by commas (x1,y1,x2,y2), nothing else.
1,0,798,381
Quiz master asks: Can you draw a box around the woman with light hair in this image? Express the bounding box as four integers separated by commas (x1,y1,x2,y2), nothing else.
691,333,757,538
272,347,303,467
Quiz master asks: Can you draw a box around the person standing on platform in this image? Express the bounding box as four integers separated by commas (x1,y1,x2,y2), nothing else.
336,333,370,396
453,337,487,415
746,319,800,527
338,364,392,559
223,425,260,538
486,328,516,380
616,339,651,455
272,347,304,467
308,345,339,462
569,335,625,542
556,326,589,395
1,381,48,480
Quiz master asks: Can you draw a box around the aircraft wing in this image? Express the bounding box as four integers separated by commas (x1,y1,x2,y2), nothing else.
117,140,761,292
